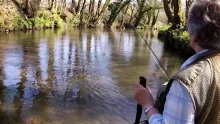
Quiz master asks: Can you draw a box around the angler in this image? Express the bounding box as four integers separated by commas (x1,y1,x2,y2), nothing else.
134,0,220,123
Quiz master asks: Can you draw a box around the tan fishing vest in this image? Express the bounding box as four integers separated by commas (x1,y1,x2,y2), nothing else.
155,53,220,123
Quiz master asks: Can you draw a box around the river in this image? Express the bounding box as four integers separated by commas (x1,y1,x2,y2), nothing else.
0,28,184,124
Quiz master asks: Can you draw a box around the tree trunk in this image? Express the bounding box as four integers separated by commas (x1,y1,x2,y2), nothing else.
71,0,77,13
185,0,193,23
97,0,110,17
79,0,86,27
51,0,55,10
62,0,66,12
173,0,183,27
51,0,58,11
118,4,129,28
151,9,160,27
25,0,30,15
134,8,152,27
105,0,131,28
54,0,58,11
80,0,86,13
129,4,135,24
146,15,151,25
48,0,52,8
133,0,153,27
163,0,174,24
91,0,95,15
89,0,95,16
22,0,41,18
95,0,102,17
134,13,142,27
11,0,27,19
88,0,111,28
76,0,82,13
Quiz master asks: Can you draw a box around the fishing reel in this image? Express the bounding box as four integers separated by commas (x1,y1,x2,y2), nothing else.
134,77,148,124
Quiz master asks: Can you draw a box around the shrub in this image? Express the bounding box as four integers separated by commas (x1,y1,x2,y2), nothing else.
1,7,64,31
52,14,63,28
68,13,81,27
14,17,33,30
0,18,4,30
179,31,190,42
158,25,171,33
171,29,180,40
32,17,45,29
36,10,52,19
170,29,190,46
32,10,63,29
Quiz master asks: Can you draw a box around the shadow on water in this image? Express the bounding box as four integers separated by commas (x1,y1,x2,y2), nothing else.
0,28,184,124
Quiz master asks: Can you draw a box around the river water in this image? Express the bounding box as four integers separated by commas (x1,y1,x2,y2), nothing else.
0,29,184,124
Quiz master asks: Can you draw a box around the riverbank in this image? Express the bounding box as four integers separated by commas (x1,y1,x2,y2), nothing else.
0,0,165,32
158,25,195,58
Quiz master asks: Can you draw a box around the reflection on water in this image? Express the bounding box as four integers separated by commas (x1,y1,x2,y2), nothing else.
0,29,184,123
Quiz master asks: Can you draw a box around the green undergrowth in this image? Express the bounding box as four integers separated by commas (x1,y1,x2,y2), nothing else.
159,25,190,45
158,25,193,57
158,25,171,34
68,13,81,27
0,3,20,31
172,29,190,44
0,3,64,32
14,10,64,30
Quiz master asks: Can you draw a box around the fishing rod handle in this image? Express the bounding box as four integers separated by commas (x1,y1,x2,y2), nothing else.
134,77,147,124
139,76,146,88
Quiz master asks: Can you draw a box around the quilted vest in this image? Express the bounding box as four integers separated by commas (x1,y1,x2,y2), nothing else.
154,51,220,124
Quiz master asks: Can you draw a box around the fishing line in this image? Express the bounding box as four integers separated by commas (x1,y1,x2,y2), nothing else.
177,41,187,56
129,25,170,80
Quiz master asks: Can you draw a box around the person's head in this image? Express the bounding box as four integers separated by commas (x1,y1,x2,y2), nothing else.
188,0,220,52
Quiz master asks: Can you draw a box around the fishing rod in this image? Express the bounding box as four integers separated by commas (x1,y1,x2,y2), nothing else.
123,21,180,123
128,24,170,124
131,26,188,123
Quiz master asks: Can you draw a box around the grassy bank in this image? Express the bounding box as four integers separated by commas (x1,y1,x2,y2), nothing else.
158,25,195,57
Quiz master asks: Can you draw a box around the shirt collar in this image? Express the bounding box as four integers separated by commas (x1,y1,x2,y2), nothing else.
181,49,209,70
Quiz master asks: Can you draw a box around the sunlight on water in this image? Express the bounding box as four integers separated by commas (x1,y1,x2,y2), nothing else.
0,29,184,124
